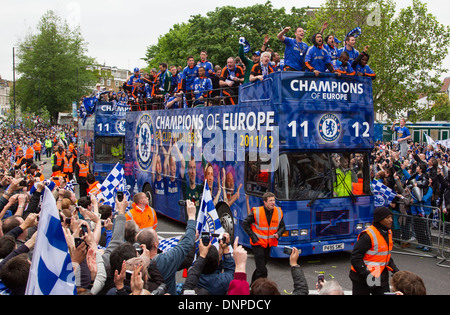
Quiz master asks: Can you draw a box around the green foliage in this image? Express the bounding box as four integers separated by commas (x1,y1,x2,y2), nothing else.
307,0,450,119
15,10,96,124
144,1,309,68
418,93,450,121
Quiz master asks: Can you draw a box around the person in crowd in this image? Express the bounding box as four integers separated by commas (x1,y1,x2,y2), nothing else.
391,119,411,159
350,207,400,295
125,192,158,230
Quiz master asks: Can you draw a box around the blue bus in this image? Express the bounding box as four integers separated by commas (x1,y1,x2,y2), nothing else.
124,71,375,257
78,102,128,182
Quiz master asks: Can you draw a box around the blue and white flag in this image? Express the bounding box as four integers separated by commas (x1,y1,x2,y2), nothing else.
239,37,251,53
196,181,225,247
371,180,397,208
158,236,182,253
25,186,76,295
97,163,130,211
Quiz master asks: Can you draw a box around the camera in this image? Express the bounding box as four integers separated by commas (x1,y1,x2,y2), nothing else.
283,246,293,256
125,270,133,281
151,283,167,295
133,242,143,255
80,224,88,236
117,191,124,202
201,232,210,246
318,274,325,289
74,237,84,248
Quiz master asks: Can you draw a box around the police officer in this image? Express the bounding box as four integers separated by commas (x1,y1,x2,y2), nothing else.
243,192,285,284
350,207,400,295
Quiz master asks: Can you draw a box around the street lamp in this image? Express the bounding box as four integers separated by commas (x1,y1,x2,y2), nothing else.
12,45,33,127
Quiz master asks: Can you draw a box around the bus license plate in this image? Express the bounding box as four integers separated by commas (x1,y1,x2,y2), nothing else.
323,243,344,252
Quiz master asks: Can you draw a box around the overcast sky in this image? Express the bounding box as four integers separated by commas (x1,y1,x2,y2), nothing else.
1,0,449,81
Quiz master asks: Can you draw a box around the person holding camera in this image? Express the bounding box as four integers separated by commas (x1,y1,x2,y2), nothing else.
135,199,197,295
243,192,285,284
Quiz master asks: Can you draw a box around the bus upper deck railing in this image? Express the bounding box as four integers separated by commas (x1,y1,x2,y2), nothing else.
122,71,374,112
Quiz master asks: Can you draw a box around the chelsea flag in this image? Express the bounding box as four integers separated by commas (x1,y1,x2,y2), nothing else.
25,186,76,295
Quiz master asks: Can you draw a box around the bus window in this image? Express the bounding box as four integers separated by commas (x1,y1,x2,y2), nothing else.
274,152,370,201
331,152,369,197
274,153,332,201
94,137,124,164
245,153,271,195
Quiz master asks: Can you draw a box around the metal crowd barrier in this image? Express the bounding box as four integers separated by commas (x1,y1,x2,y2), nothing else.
391,204,450,268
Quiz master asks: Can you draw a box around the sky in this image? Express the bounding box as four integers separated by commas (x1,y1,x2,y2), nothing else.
1,0,450,81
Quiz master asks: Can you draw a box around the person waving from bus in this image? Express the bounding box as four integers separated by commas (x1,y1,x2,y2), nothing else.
305,33,336,77
277,26,309,71
219,57,244,105
250,51,273,82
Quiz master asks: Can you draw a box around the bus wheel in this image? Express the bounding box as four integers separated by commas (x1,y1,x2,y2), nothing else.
216,203,234,243
142,184,153,207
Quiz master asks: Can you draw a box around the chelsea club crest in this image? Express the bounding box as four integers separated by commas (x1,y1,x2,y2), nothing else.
318,114,341,142
136,114,155,170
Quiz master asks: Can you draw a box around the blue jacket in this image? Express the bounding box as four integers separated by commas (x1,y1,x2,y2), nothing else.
197,253,235,295
153,220,196,295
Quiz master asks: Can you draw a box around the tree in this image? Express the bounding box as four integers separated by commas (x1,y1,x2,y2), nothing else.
144,1,309,68
15,10,96,124
307,0,450,120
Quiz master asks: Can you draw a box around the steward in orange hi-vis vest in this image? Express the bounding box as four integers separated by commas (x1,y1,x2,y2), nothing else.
242,192,285,283
250,205,283,248
350,207,399,295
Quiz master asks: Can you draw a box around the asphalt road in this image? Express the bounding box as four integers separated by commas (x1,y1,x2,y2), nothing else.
157,215,450,295
39,155,450,295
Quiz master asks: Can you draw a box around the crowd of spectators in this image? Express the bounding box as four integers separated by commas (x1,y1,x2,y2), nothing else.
371,139,450,252
0,119,439,295
91,22,375,111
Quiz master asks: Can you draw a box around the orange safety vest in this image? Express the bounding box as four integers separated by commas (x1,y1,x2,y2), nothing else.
15,156,25,167
77,161,89,177
51,170,66,187
125,203,158,230
63,156,74,173
55,151,65,166
25,147,34,159
351,225,393,278
87,181,101,196
250,206,283,248
33,142,42,152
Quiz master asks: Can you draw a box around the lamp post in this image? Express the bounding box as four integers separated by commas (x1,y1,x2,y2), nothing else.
12,45,34,128
12,47,16,127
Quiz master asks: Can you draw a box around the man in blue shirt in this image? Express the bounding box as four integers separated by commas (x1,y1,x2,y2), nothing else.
198,50,215,78
391,119,411,158
277,26,309,71
304,33,335,76
193,67,213,106
182,56,199,107
338,35,359,65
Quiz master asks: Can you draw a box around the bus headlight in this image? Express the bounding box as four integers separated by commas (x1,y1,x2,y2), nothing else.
356,223,363,230
300,229,308,236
